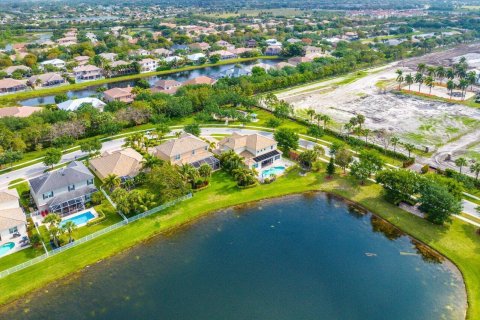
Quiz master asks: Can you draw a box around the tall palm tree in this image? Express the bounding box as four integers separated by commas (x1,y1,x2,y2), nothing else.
425,76,434,95
141,154,162,171
447,80,455,97
104,174,121,192
467,71,477,91
62,220,77,243
417,63,426,74
395,69,404,90
426,66,436,77
198,163,212,181
470,162,480,180
458,79,469,100
414,72,424,92
405,73,414,91
314,113,323,128
321,114,331,130
403,143,415,158
446,68,455,80
455,157,468,174
435,66,445,84
43,213,62,229
390,136,400,154
306,109,316,122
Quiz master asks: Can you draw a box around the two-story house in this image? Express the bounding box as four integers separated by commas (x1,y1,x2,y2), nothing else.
153,133,220,170
138,58,158,73
0,189,28,255
217,133,281,169
103,86,135,103
73,65,103,82
29,161,97,216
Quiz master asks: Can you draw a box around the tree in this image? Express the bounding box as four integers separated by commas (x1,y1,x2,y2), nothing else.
306,109,316,122
414,72,424,92
62,220,77,243
405,73,413,91
446,80,455,97
349,160,371,185
273,100,293,119
141,154,162,171
454,157,468,174
80,138,102,158
335,148,353,174
274,128,299,154
184,123,201,136
232,167,256,187
326,157,336,177
54,93,69,104
390,136,400,154
404,143,415,158
418,182,462,225
146,163,190,202
350,150,384,184
298,150,319,170
198,163,212,181
470,162,480,180
376,169,422,204
104,174,121,192
425,76,434,95
395,69,404,90
209,54,221,64
43,148,62,169
43,213,62,247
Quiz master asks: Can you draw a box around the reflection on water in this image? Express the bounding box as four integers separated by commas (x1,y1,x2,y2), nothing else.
0,193,466,320
20,59,278,106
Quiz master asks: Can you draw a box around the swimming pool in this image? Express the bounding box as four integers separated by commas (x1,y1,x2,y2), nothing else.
0,242,15,257
261,166,286,178
60,211,95,227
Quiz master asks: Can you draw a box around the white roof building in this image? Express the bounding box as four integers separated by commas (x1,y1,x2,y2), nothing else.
57,97,106,111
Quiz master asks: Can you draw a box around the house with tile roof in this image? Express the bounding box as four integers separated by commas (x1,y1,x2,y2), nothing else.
0,78,27,94
27,72,65,88
103,86,135,103
29,161,96,216
182,76,216,86
89,148,143,181
0,189,28,254
217,133,281,169
0,106,43,118
153,133,220,170
152,79,182,94
73,64,103,82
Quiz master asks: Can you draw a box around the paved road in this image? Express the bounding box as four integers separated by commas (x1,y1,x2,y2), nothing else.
462,199,480,219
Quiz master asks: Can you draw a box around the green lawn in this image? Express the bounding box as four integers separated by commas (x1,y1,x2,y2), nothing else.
0,168,479,318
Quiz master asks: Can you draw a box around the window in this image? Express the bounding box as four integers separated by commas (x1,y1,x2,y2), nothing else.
42,191,54,200
175,154,181,160
68,184,75,191
87,179,94,186
9,226,18,234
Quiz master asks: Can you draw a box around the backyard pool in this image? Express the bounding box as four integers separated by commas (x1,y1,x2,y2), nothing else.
261,166,286,178
0,242,15,257
60,211,95,228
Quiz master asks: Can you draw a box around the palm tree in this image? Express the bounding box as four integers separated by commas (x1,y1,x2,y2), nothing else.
314,113,323,128
426,66,436,77
458,79,469,100
425,76,434,95
141,154,162,171
404,143,415,158
104,174,121,192
362,128,370,144
306,109,316,122
198,163,212,181
395,69,404,90
178,164,198,186
417,63,426,74
43,213,61,228
390,136,400,154
405,73,414,91
470,162,480,180
123,179,135,191
48,226,63,248
321,114,331,130
62,220,77,243
414,72,424,92
447,80,455,97
435,66,445,84
455,157,468,174
467,71,477,91
446,68,455,81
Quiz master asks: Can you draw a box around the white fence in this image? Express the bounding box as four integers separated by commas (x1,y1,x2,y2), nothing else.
0,193,192,279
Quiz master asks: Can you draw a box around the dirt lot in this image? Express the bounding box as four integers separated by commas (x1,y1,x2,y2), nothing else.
276,44,480,172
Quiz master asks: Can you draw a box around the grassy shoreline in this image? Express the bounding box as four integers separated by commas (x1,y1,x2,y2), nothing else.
0,56,281,106
0,169,478,318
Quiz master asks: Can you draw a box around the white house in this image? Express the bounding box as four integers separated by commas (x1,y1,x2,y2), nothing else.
40,59,66,70
138,58,158,73
73,64,103,82
57,97,106,111
187,53,206,62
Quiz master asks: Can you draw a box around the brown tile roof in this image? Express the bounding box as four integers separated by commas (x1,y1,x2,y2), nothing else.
0,106,43,118
88,148,143,180
104,86,133,99
0,207,26,231
219,132,276,151
154,133,208,158
183,76,216,86
0,78,26,90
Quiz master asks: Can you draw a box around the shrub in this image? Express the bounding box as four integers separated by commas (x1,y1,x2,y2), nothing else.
266,118,281,128
420,164,429,174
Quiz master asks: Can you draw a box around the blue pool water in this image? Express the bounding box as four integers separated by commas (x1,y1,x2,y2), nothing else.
261,166,286,178
60,211,95,227
0,242,15,256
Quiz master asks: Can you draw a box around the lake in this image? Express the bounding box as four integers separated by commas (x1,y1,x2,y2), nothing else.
0,193,466,319
19,59,278,106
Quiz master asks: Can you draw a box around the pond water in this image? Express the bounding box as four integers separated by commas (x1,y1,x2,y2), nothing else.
0,193,466,319
20,59,278,106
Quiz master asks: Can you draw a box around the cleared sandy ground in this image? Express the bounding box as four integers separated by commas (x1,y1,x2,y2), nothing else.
276,46,480,171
